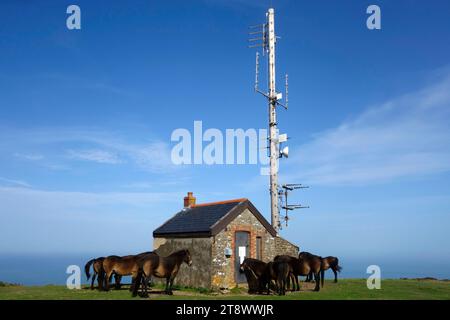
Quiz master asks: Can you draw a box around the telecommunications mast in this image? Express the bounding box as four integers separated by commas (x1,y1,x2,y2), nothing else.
249,8,307,232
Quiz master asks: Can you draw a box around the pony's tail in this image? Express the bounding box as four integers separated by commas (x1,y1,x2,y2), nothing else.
132,268,143,297
278,263,289,295
335,258,342,273
84,259,95,280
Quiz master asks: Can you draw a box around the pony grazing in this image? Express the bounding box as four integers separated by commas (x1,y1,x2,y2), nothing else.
132,249,192,297
102,251,156,291
320,256,342,286
264,261,291,296
239,258,268,294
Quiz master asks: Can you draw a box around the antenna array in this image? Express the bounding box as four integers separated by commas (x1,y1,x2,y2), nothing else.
249,8,308,231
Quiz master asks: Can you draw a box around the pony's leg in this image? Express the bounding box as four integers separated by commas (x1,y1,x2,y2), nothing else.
104,272,112,291
276,279,281,296
287,273,293,291
169,277,176,295
291,274,295,291
285,273,290,291
321,269,325,288
166,276,175,295
131,271,143,297
257,278,262,294
313,272,320,291
113,274,121,290
278,278,284,295
130,276,135,292
147,276,153,290
98,271,104,291
91,273,96,290
142,276,150,297
165,277,171,295
333,268,338,283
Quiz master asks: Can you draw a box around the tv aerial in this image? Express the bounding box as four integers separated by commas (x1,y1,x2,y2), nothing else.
278,184,309,228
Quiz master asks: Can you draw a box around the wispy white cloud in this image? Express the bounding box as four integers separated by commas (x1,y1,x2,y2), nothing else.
131,141,175,173
0,177,31,188
0,127,179,174
285,71,450,186
14,153,44,161
67,149,122,164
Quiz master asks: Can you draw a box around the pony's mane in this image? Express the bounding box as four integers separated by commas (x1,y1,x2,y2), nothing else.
244,257,264,263
169,249,189,257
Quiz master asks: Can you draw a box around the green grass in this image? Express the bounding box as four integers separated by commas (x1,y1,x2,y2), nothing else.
0,279,448,300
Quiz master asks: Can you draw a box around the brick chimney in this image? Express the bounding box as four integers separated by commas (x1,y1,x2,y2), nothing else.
183,192,196,208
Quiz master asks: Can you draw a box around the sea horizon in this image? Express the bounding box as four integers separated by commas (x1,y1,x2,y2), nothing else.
1,253,449,286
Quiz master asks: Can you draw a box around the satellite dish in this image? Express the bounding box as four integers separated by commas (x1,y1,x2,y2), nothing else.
280,146,289,158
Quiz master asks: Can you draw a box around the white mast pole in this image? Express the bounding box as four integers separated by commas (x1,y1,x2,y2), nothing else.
267,8,280,232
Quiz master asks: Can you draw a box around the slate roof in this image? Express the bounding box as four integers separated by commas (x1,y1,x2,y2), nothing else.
153,198,277,237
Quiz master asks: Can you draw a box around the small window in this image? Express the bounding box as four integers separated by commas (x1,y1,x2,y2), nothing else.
256,236,263,260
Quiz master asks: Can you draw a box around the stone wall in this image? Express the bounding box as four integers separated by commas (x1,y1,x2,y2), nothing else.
211,208,275,289
275,236,299,258
153,237,212,289
259,236,299,261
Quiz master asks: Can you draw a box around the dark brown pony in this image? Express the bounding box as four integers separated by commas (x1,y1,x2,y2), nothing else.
239,258,268,294
264,261,290,295
299,251,322,283
85,257,105,290
320,256,342,287
132,249,192,297
275,254,322,292
102,251,155,291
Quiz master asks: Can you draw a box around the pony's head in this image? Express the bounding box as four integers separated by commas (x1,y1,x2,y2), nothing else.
239,258,250,273
183,249,192,266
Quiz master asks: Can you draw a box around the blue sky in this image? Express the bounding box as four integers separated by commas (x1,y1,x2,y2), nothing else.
1,1,450,275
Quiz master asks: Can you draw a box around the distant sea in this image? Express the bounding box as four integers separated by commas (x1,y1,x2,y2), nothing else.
0,253,449,286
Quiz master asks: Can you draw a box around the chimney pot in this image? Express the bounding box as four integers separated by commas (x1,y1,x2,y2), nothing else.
184,192,196,208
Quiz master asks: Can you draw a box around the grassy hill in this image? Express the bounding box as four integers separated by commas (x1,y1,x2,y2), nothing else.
0,279,449,300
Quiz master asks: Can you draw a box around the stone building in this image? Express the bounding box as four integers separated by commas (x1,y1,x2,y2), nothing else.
153,192,299,289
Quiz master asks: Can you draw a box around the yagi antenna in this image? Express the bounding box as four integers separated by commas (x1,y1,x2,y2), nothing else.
248,24,266,54
285,74,289,110
254,52,269,98
278,184,309,228
255,52,259,92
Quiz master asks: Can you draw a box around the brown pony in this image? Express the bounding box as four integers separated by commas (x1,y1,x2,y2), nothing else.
132,249,192,297
102,251,155,291
239,258,268,294
275,254,322,292
264,261,291,295
320,256,342,287
299,251,322,283
85,257,105,290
